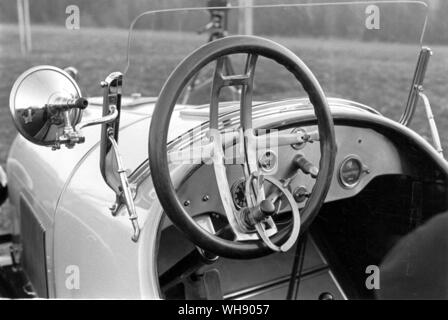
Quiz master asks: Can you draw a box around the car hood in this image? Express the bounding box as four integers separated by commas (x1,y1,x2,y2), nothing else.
87,95,380,129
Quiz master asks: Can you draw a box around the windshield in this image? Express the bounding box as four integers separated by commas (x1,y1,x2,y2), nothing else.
124,1,429,119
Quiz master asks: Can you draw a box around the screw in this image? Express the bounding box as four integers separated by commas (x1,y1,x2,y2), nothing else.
184,200,191,207
202,195,210,202
293,186,310,203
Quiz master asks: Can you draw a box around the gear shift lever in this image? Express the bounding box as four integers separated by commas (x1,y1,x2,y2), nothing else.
242,199,276,227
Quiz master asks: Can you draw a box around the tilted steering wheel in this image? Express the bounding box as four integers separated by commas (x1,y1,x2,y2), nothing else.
149,36,336,259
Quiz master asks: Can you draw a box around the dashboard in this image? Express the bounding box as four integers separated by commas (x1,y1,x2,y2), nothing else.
176,124,412,221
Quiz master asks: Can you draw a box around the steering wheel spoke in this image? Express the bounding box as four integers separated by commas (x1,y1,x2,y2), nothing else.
209,128,260,241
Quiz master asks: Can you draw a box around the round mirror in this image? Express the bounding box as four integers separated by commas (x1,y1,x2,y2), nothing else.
9,65,83,146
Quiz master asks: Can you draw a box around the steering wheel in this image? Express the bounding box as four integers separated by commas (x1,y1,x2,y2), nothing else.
149,36,336,259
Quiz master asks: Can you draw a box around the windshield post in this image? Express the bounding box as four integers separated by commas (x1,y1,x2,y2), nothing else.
400,47,432,126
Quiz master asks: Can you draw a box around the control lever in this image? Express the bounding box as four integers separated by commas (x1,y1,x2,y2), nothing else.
262,154,318,211
243,199,276,227
293,154,319,178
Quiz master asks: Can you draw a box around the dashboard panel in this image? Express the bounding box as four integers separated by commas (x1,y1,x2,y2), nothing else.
175,124,413,222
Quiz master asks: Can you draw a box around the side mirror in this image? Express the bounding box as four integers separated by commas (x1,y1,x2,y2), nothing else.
9,65,87,149
9,66,139,240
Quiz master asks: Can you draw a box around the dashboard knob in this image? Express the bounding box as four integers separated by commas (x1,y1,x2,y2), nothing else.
293,154,319,178
242,199,276,227
259,199,276,217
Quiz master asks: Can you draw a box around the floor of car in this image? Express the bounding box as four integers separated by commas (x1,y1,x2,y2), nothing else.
157,226,347,300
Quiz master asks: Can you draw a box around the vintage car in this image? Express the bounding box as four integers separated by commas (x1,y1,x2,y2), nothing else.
0,1,447,299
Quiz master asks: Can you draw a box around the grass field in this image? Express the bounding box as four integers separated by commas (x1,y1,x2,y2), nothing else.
1,24,448,233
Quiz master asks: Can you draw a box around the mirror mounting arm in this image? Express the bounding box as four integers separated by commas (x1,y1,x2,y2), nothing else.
40,97,89,150
74,105,118,132
51,100,88,149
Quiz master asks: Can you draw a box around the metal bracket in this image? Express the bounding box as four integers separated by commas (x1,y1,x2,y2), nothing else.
98,72,140,241
419,91,444,158
100,72,123,195
400,47,444,158
108,134,140,242
401,47,432,126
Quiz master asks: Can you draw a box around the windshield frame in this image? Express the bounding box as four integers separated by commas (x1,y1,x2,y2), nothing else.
125,0,429,74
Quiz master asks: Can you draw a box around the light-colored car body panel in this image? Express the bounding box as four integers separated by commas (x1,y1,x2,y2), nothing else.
6,98,204,298
7,97,447,298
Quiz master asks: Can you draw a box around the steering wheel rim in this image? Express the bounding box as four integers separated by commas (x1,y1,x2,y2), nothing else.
149,35,336,259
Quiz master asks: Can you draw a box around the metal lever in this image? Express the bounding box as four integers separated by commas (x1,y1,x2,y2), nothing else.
243,199,276,227
401,47,432,126
419,91,444,158
244,175,301,253
293,154,319,178
108,134,140,242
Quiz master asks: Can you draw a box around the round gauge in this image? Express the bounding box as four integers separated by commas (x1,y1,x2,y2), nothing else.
339,156,363,189
231,179,247,210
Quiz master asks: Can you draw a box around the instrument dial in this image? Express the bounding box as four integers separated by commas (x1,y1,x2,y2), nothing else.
231,179,247,210
339,155,365,188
